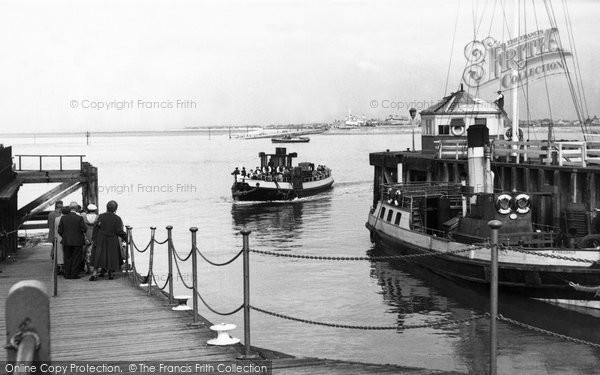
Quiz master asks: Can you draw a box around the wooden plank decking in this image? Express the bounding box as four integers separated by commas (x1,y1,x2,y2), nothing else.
0,243,459,374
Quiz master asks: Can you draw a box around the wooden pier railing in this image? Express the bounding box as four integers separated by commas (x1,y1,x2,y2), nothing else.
14,154,85,171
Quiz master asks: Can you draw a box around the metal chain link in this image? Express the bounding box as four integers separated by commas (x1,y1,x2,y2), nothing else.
171,251,193,290
0,226,22,238
153,237,169,245
503,246,597,264
171,240,194,262
195,291,244,316
250,305,489,330
130,236,152,253
151,273,171,291
249,247,479,261
194,246,243,267
498,314,600,348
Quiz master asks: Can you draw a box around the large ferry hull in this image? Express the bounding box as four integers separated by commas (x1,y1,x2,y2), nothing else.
232,176,334,201
366,207,600,300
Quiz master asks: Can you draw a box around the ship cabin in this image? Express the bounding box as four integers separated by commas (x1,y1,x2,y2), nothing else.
250,147,331,184
420,85,505,155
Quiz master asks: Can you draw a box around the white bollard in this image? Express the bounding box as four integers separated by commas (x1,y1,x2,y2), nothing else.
172,295,192,311
207,323,240,346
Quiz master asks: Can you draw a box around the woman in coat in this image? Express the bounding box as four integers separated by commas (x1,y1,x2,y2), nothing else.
83,203,99,274
89,200,127,281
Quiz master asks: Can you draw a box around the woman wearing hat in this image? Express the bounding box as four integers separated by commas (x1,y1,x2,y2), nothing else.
89,200,127,281
83,203,99,274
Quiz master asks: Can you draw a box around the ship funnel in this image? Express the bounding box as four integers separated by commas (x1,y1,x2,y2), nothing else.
467,125,494,196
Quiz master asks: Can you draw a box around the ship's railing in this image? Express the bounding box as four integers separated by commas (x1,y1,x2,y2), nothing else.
491,140,551,164
492,139,600,167
238,168,332,184
382,181,463,198
434,139,468,160
434,137,600,167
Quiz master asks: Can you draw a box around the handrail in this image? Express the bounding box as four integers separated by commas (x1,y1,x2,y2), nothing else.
14,154,86,171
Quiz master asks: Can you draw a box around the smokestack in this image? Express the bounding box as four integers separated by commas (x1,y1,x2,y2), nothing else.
467,124,493,197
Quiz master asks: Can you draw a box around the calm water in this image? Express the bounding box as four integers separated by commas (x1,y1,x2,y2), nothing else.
11,132,600,374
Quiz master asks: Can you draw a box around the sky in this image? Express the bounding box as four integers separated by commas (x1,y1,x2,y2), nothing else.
0,0,598,132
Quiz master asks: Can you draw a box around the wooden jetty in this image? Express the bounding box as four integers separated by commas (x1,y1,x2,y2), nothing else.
0,146,98,261
1,243,455,375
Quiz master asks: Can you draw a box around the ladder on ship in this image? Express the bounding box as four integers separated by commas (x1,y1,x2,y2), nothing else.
410,196,424,232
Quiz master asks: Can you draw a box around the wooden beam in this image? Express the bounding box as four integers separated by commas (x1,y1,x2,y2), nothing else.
18,182,82,225
17,170,88,184
17,181,75,218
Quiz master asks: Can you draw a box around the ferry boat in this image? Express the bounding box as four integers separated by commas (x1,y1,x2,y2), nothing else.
271,135,310,143
366,2,600,305
231,148,333,201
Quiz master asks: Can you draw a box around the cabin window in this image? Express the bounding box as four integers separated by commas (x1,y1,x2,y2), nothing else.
426,119,433,135
386,210,394,222
438,125,450,135
394,212,402,225
379,207,386,219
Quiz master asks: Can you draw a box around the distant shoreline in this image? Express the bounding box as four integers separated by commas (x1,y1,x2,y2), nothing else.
0,125,597,139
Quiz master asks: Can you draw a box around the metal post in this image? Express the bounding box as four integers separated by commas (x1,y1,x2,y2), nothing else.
166,225,174,305
148,227,156,295
190,227,199,325
126,226,134,278
39,155,42,171
488,220,502,375
241,229,255,359
52,238,58,297
18,155,22,171
59,156,63,171
5,280,50,363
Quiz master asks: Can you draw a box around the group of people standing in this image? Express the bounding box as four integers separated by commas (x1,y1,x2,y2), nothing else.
47,200,128,281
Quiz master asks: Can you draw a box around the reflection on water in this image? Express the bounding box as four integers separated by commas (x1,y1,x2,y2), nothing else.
230,196,332,250
368,245,600,373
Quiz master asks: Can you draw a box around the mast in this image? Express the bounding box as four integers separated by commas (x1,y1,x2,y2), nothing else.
511,0,519,144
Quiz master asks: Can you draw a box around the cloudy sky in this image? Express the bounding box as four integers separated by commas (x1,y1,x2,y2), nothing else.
0,0,598,132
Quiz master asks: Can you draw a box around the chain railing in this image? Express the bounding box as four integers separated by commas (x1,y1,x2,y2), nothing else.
124,225,600,367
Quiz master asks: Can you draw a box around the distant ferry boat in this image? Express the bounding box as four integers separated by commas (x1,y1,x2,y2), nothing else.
271,135,310,143
231,148,333,201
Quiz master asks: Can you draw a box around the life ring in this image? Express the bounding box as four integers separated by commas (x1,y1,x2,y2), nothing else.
515,193,531,214
394,190,402,206
495,193,512,215
505,128,524,141
451,125,465,136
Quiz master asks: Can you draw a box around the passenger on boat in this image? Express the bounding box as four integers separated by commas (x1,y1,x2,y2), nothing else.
241,167,247,177
231,167,240,179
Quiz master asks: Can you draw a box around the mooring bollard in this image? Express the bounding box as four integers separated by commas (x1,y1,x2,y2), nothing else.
147,227,156,295
190,227,200,326
488,220,502,375
166,225,174,305
207,323,240,346
172,295,192,311
240,229,257,359
5,280,50,364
